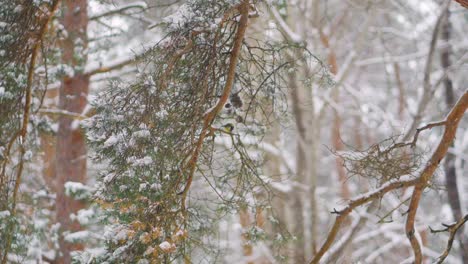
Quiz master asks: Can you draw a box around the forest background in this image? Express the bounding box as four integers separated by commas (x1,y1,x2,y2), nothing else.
0,0,467,263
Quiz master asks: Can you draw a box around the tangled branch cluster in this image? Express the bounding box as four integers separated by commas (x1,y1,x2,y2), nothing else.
337,137,424,184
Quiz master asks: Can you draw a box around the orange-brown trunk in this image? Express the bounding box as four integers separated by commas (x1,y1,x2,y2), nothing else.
56,0,89,263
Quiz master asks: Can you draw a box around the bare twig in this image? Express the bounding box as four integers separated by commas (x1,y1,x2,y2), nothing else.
90,3,147,21
322,200,377,263
432,214,468,264
377,197,411,224
309,176,419,264
38,108,88,120
407,121,447,147
84,52,148,76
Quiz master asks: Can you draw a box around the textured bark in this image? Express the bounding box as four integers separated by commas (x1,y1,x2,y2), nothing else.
56,0,89,263
440,11,468,264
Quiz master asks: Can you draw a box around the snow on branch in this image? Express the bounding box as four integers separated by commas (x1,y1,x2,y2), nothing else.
267,5,302,44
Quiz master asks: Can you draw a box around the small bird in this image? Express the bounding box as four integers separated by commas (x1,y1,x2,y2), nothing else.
229,93,243,109
221,123,234,133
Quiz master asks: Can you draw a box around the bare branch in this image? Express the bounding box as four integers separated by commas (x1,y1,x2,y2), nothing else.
266,5,302,44
432,214,468,264
84,56,139,76
89,3,148,21
310,89,467,264
38,108,87,120
405,90,467,264
309,176,419,264
407,121,447,147
454,0,468,8
322,200,377,263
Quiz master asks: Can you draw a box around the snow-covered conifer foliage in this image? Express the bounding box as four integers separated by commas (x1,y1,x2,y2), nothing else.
1,0,467,263
0,0,59,260
85,0,308,262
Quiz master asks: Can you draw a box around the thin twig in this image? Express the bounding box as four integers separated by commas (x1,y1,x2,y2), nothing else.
432,214,468,264
309,177,420,264
89,3,147,21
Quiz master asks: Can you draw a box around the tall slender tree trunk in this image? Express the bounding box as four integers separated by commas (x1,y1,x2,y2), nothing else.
440,11,468,264
290,70,306,263
319,28,352,263
56,0,89,263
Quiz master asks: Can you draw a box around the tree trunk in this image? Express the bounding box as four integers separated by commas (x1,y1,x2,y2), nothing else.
440,10,468,264
239,206,254,264
290,70,306,264
320,29,352,263
56,0,89,263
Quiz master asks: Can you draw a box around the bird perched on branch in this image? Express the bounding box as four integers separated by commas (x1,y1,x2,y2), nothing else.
221,123,234,133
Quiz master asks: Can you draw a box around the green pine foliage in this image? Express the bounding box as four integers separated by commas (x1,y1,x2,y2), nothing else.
84,0,306,262
0,0,57,260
